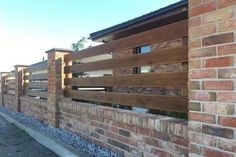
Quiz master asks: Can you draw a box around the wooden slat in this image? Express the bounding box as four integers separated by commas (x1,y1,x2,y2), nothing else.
6,79,15,84
23,68,29,73
24,75,29,80
29,73,48,80
65,72,187,87
5,72,15,78
7,90,15,95
65,90,188,113
24,83,29,88
28,90,47,99
29,82,48,89
6,82,15,85
23,83,29,95
24,90,29,95
64,20,188,61
65,46,188,73
6,84,15,90
28,61,48,72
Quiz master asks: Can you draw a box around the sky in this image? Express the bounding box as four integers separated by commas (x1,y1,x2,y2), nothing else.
0,0,179,72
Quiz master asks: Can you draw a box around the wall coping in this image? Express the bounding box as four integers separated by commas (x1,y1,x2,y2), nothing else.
45,48,74,54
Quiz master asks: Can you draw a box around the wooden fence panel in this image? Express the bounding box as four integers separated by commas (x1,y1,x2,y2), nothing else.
24,61,48,99
28,82,48,89
64,20,188,61
29,73,48,80
28,61,48,73
7,89,15,95
23,83,29,95
63,19,188,113
65,46,188,73
4,72,16,96
5,72,15,79
28,90,47,99
6,83,15,90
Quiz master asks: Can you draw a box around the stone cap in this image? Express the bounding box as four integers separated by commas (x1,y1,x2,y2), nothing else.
0,72,11,74
45,48,74,54
14,65,29,68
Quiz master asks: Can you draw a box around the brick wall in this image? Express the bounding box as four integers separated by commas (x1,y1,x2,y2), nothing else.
189,0,236,156
60,100,188,157
0,74,2,106
21,96,48,122
3,94,17,111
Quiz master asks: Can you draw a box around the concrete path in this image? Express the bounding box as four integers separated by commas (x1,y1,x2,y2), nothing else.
0,116,58,157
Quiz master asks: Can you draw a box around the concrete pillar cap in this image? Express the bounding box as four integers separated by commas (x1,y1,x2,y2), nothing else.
45,48,74,54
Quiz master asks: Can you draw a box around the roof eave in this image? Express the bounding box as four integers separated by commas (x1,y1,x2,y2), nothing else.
90,0,188,41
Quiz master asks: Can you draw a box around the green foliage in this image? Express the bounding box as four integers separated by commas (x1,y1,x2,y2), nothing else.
72,37,87,51
149,109,188,119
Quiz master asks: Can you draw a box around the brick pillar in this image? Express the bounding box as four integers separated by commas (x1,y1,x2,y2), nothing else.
0,72,7,107
46,48,73,127
15,65,29,112
189,1,236,157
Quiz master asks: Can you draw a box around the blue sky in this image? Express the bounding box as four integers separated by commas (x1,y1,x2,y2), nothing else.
0,0,179,71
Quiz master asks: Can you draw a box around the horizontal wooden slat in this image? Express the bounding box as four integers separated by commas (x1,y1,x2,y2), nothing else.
6,84,15,90
28,61,48,72
24,88,29,95
24,91,29,95
6,82,15,85
64,20,188,61
7,90,15,95
24,75,29,80
65,46,188,73
5,72,15,78
23,68,29,73
29,73,48,80
65,90,188,113
24,83,29,88
29,82,48,89
6,79,15,84
65,72,187,87
28,90,47,99
5,78,15,81
23,83,29,95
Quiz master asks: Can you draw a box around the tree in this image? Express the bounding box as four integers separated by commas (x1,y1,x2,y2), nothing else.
72,37,87,51
71,37,89,77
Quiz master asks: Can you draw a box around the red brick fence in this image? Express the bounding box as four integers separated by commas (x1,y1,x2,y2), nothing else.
0,50,189,156
0,0,236,156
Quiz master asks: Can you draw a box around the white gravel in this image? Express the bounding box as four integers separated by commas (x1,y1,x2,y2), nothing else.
0,107,122,157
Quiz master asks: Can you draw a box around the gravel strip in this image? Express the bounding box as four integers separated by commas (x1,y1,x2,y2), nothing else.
0,107,122,157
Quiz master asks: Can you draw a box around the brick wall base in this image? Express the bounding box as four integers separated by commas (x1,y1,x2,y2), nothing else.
20,96,48,122
60,100,188,157
0,95,2,107
3,94,17,111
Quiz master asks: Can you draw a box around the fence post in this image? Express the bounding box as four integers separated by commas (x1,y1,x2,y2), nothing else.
46,48,73,127
0,72,7,107
188,1,236,156
14,65,29,112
